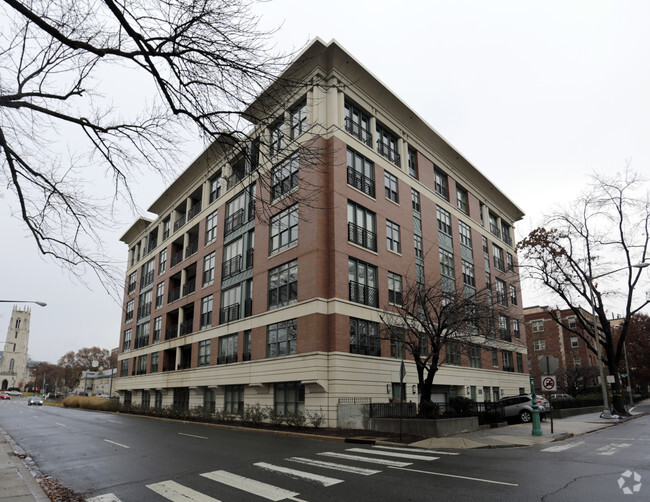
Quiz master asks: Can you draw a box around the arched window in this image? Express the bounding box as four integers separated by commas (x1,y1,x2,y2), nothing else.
15,319,20,329
9,359,15,371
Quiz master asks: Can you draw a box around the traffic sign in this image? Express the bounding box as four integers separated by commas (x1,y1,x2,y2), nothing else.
541,375,557,392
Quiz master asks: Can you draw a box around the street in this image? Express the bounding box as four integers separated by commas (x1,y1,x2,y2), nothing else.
0,399,648,501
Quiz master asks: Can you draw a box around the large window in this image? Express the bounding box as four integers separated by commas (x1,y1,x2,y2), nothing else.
205,210,218,244
384,172,399,203
141,258,155,289
408,147,418,178
456,186,469,214
271,154,299,201
222,237,243,279
135,322,150,349
122,328,132,351
155,282,164,309
388,272,403,305
267,319,297,357
137,290,152,319
446,341,461,365
347,148,375,197
534,339,546,351
495,278,507,306
270,204,298,253
462,261,475,287
349,318,379,356
434,167,448,200
225,385,244,414
128,272,137,294
469,345,481,368
125,300,134,323
513,319,520,339
200,295,213,329
209,171,222,203
414,234,423,259
348,258,378,307
137,354,147,375
437,206,452,236
269,119,284,155
517,353,524,373
203,252,215,286
502,351,514,372
153,316,162,343
439,249,455,280
509,285,517,305
220,284,241,323
268,260,298,309
385,220,401,253
274,382,304,416
151,352,159,372
390,328,405,359
459,221,472,248
376,123,400,166
198,340,211,366
218,333,238,363
158,249,167,275
347,201,377,251
344,100,372,146
290,100,307,139
411,188,420,212
493,244,505,271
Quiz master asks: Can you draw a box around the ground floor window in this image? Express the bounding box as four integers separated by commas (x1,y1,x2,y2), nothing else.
224,385,244,414
173,387,189,410
142,390,150,409
274,382,304,416
203,388,216,413
391,383,406,402
154,390,163,409
124,391,132,405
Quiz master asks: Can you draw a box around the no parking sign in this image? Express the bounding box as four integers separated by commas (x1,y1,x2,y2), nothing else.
541,375,557,392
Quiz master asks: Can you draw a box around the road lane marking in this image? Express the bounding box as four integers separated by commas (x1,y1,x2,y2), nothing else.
104,439,130,449
289,457,381,475
107,419,122,424
147,480,222,501
317,452,410,467
345,447,439,461
604,438,650,441
389,466,519,486
55,423,67,427
178,432,209,439
372,445,460,456
541,441,585,452
255,462,343,486
86,494,124,502
201,470,300,501
597,443,632,455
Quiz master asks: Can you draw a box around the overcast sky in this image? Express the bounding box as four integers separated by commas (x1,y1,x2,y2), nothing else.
2,0,649,363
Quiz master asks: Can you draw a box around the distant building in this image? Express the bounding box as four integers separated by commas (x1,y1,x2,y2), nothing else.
0,305,32,390
77,368,118,397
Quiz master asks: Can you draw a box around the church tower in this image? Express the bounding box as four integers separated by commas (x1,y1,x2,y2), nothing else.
0,305,31,391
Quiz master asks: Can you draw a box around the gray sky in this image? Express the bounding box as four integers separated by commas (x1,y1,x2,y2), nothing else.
2,0,649,363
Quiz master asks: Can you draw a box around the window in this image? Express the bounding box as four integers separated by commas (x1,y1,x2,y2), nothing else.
122,328,132,351
414,234,423,259
390,328,405,359
499,314,510,340
201,295,213,329
434,167,448,199
224,190,247,236
270,204,298,253
209,172,222,203
492,348,499,367
274,382,304,416
268,260,298,309
469,345,481,368
384,172,399,203
135,322,150,349
205,210,218,244
501,221,512,246
243,330,252,360
349,318,380,356
158,249,167,275
411,189,420,212
155,282,164,309
482,236,489,255
386,220,401,253
489,212,500,238
140,258,155,289
128,272,137,294
290,100,307,139
153,316,162,343
222,237,243,279
534,339,546,351
120,360,128,377
509,285,517,305
502,351,514,372
571,336,579,348
344,100,372,146
203,252,215,286
347,201,377,251
568,316,577,328
218,333,238,363
436,206,452,236
125,300,134,323
347,148,375,197
517,353,524,373
507,253,514,271
408,148,418,178
376,123,400,166
446,341,461,365
493,244,505,271
573,356,581,367
220,284,241,323
513,319,520,339
456,186,469,214
531,319,544,332
459,221,472,248
151,352,159,372
439,249,455,280
162,216,171,240
271,154,299,201
462,261,475,288
348,258,378,307
137,290,152,319
225,385,244,414
388,272,403,305
137,355,147,375
495,278,507,306
267,319,297,357
269,119,284,155
198,340,211,366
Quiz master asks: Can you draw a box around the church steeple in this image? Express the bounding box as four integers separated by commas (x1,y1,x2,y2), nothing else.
0,305,32,391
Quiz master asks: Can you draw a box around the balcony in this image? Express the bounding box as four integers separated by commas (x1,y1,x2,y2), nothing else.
377,141,400,166
500,330,512,342
134,336,149,349
137,303,151,319
187,201,202,220
140,270,154,289
224,208,245,236
222,255,243,280
185,240,198,258
219,303,240,324
349,281,379,307
489,223,501,239
165,324,178,340
347,167,375,198
493,257,505,272
173,214,186,232
180,319,193,336
246,248,254,269
344,117,372,147
171,249,184,267
348,222,377,251
350,344,380,356
217,354,238,365
182,277,196,296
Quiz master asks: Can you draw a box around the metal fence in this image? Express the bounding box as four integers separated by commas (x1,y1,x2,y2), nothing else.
367,401,505,425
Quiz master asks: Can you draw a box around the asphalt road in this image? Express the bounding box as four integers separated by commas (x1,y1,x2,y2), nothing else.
0,398,648,501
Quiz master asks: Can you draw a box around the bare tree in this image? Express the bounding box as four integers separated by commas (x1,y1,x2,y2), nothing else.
517,169,650,414
1,0,328,293
379,274,517,411
554,365,600,397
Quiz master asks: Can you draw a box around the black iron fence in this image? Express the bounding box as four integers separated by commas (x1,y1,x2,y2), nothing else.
365,400,505,425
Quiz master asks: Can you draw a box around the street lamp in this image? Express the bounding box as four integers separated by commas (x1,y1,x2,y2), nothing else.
0,300,47,307
587,261,649,411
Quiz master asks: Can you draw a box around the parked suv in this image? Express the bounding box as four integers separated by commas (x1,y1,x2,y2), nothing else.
499,394,549,423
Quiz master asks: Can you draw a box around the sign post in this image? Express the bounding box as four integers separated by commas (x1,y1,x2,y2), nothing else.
541,375,557,433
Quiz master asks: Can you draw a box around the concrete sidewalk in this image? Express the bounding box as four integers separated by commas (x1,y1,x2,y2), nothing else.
410,411,644,450
0,428,48,502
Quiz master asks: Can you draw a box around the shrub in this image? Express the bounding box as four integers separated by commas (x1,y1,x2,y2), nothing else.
418,400,439,418
243,404,267,426
306,408,326,428
449,396,474,417
285,411,306,428
268,408,285,426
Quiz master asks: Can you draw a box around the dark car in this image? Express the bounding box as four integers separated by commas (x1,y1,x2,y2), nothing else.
498,394,549,423
27,396,44,406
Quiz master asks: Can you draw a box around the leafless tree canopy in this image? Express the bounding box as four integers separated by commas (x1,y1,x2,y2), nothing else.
1,0,323,291
554,365,600,397
517,168,650,413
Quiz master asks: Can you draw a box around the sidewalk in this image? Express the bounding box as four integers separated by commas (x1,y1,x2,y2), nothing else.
410,410,645,450
0,428,48,501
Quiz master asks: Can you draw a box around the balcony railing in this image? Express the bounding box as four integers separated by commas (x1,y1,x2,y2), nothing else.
165,324,178,340
222,255,243,279
347,167,375,198
180,319,193,336
182,277,196,296
502,232,513,246
217,354,238,365
140,270,154,289
134,336,149,349
219,303,240,324
246,248,254,269
344,117,372,147
185,240,198,258
377,141,401,166
187,201,202,220
493,257,505,272
137,303,151,319
242,352,251,361
173,214,186,232
200,312,212,329
349,281,379,307
224,208,245,236
168,286,180,303
171,249,183,267
489,223,501,239
348,222,377,251
128,282,137,295
350,344,380,356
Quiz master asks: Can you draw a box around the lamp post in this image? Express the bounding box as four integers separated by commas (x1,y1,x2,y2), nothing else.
0,300,47,307
587,262,649,412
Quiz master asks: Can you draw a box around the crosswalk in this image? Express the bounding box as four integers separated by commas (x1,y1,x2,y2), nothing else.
85,445,444,502
541,440,634,456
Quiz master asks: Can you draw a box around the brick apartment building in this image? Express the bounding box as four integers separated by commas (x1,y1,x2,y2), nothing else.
524,306,601,392
115,39,529,426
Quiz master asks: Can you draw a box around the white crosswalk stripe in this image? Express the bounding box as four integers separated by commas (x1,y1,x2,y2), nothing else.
146,480,222,501
597,443,632,456
317,451,411,467
255,462,344,486
289,457,381,475
345,447,439,461
200,470,301,501
541,441,585,452
86,494,123,502
372,445,460,455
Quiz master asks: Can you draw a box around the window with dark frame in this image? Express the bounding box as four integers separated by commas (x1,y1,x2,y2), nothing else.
347,148,375,197
271,154,299,201
384,171,399,203
267,319,297,357
434,167,448,199
349,318,380,356
268,260,298,309
198,340,211,366
290,100,307,139
408,147,418,178
269,204,298,253
347,201,377,251
386,220,401,253
388,271,403,305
